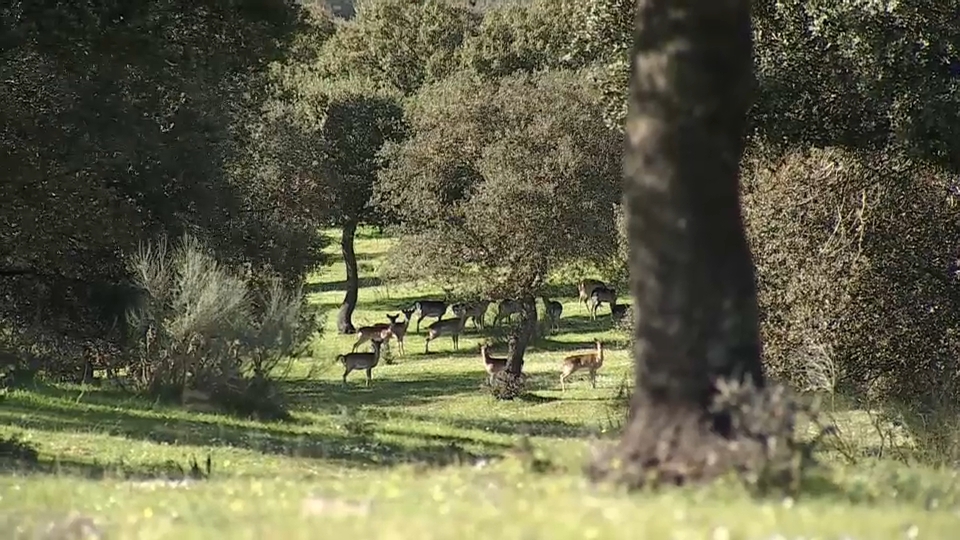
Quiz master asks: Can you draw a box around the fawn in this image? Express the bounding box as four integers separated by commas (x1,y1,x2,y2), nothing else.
479,343,507,385
542,296,563,331
560,339,604,391
352,314,397,352
389,307,416,357
339,339,385,386
578,279,606,312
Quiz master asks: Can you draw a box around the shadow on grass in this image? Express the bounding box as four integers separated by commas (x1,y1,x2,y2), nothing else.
0,390,505,477
305,276,384,294
531,338,605,353
552,315,617,334
282,371,484,412
411,414,595,439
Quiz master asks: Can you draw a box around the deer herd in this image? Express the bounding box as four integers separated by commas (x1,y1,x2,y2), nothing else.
337,279,624,392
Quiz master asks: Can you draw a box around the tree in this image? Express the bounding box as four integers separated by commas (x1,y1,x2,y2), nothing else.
588,0,774,486
1,0,327,363
374,68,621,377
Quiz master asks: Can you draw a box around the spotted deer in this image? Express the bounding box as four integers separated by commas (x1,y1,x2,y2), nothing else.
452,300,490,330
492,299,522,327
479,343,507,385
588,286,618,320
414,300,448,333
542,296,563,331
424,311,468,354
560,339,604,391
389,306,416,357
578,279,606,312
351,315,396,352
339,339,385,386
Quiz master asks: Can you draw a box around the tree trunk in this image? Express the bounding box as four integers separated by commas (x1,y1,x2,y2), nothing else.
336,220,359,335
590,0,766,487
505,294,538,374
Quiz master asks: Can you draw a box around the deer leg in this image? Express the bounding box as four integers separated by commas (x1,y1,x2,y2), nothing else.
560,373,566,392
342,368,351,385
452,335,459,351
365,368,372,386
416,314,425,333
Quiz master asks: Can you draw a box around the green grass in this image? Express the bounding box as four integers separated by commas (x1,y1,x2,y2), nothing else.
2,227,958,539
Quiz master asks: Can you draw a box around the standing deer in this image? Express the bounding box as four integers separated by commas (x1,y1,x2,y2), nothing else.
351,315,396,352
542,296,563,331
339,339,385,386
389,306,416,357
479,343,507,385
560,339,604,391
588,286,618,320
493,299,522,327
452,300,490,331
414,300,448,333
578,279,606,312
425,311,469,354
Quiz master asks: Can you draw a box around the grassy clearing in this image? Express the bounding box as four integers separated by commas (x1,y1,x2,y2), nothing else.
2,228,958,539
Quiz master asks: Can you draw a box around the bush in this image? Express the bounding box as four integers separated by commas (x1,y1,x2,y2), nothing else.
123,235,321,420
742,145,960,411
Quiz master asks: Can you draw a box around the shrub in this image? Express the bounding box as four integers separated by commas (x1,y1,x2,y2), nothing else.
123,234,321,420
742,145,960,412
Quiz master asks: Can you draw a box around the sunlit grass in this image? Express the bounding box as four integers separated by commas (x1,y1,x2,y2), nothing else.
1,227,957,539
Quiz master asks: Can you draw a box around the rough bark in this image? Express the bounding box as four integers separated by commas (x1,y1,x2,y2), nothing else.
589,0,768,487
336,220,359,335
505,295,538,375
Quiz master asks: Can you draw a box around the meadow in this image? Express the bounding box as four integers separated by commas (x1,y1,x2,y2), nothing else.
1,229,958,539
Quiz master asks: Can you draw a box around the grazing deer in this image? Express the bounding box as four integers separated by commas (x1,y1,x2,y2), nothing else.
542,296,563,331
352,315,396,352
425,311,468,354
414,300,448,333
578,279,607,312
588,286,618,320
389,306,416,357
479,343,508,385
339,339,385,386
493,299,522,327
452,300,490,330
560,339,604,391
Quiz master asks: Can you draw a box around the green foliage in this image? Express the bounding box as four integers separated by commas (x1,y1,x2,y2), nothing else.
124,235,321,420
375,69,621,299
743,146,960,411
461,0,585,78
315,0,481,95
1,0,329,358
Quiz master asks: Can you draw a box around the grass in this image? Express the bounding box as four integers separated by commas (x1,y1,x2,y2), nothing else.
2,227,959,539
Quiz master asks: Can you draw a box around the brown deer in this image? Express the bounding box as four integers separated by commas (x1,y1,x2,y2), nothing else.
425,311,468,354
389,306,416,357
452,300,490,330
588,286,618,320
339,339,385,386
479,343,507,385
578,279,606,312
611,303,628,323
351,314,397,352
560,339,604,391
414,300,448,333
542,296,563,331
492,299,522,327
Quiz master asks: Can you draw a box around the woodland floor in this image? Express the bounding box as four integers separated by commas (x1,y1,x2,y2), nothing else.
1,228,957,539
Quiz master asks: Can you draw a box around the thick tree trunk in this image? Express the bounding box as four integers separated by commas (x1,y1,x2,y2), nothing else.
505,295,538,375
590,0,766,487
336,220,359,335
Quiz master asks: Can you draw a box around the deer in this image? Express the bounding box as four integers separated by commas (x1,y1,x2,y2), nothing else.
425,310,469,354
578,279,606,312
492,299,522,327
479,343,508,385
351,314,396,352
588,286,618,320
389,306,416,357
452,300,490,330
414,299,448,333
339,338,385,386
542,296,563,332
560,339,604,391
